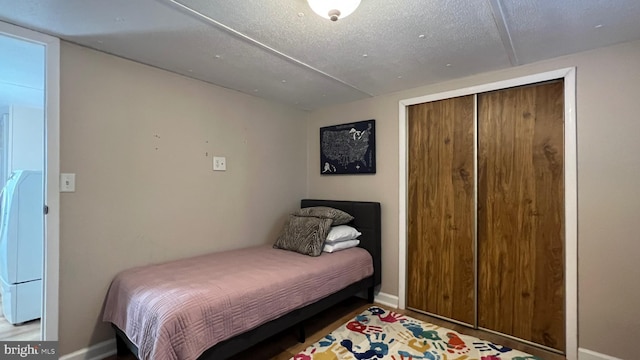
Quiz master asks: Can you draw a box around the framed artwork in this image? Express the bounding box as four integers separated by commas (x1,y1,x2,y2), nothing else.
320,119,376,175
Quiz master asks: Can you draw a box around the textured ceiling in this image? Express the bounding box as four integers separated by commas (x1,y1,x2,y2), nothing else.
1,0,639,110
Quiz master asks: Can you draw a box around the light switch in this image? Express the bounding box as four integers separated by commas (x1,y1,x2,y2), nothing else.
60,173,76,192
213,156,226,171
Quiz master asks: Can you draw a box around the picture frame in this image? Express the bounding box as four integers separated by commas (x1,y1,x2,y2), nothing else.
320,119,376,175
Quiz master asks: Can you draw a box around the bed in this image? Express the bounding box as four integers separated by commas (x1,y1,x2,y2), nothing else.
103,199,381,360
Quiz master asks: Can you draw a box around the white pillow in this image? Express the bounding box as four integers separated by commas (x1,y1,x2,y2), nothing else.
325,225,361,244
323,239,360,253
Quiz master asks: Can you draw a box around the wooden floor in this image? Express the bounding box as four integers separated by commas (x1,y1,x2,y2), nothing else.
0,294,41,341
104,297,565,360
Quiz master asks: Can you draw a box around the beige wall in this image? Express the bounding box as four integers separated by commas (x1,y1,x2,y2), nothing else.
307,40,640,359
59,42,307,354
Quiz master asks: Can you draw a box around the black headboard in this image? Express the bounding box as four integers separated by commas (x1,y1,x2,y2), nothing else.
301,199,381,288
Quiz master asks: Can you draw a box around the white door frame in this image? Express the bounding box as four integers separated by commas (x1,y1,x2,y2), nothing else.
0,20,60,341
398,68,577,359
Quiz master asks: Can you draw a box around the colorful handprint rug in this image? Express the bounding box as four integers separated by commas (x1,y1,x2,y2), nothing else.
290,306,541,360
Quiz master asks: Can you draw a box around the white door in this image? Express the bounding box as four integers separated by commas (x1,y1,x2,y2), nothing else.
0,21,59,341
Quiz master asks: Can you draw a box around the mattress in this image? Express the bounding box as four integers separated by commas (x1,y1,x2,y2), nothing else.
102,244,373,360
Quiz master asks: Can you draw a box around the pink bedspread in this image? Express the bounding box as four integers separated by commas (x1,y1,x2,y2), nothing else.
102,245,373,360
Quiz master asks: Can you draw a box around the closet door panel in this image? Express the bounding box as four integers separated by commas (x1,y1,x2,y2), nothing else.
407,96,475,325
477,81,565,351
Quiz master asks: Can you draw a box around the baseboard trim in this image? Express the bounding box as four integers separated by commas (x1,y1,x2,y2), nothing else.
59,339,116,360
579,348,623,360
374,292,399,308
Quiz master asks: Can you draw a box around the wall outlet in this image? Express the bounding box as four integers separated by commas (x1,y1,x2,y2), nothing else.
213,156,226,171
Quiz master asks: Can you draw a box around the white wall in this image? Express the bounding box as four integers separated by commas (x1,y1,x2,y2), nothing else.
7,106,44,172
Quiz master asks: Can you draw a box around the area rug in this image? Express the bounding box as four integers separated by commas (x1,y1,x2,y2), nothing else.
291,306,541,360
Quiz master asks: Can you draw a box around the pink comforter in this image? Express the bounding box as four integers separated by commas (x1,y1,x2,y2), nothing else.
102,245,373,360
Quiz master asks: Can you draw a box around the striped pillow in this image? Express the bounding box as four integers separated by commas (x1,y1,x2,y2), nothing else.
292,206,354,225
273,215,332,256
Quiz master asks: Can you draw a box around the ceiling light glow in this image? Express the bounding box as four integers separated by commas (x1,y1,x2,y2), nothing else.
307,0,361,21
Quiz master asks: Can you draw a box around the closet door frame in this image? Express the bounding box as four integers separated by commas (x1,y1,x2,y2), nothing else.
398,68,577,360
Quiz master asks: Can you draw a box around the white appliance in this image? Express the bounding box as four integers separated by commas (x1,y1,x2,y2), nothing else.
0,170,43,324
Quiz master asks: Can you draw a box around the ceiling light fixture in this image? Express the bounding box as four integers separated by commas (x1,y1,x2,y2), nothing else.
307,0,361,21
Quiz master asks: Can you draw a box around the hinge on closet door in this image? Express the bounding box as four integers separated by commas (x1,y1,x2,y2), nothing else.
44,205,49,215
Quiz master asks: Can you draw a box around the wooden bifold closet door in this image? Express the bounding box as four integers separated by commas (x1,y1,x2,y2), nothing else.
477,81,565,351
407,95,475,325
407,80,565,352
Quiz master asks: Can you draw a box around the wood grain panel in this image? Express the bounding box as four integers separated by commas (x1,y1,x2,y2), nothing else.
477,81,565,351
407,96,475,325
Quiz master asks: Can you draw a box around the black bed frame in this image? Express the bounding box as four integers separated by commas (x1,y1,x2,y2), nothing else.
113,199,382,359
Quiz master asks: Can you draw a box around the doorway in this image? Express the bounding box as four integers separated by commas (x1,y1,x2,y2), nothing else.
0,21,59,341
406,80,566,351
398,68,577,359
